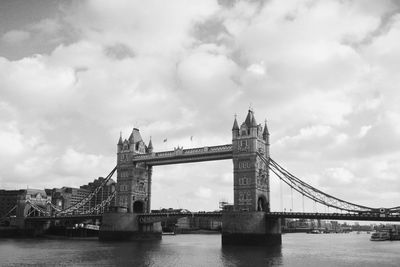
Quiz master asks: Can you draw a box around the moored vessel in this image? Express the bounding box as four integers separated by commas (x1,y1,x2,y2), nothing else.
370,231,390,241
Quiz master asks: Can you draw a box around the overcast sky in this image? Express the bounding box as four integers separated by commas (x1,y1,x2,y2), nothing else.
1,0,400,212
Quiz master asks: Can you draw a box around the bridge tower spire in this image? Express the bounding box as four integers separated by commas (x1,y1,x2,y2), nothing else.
232,109,270,212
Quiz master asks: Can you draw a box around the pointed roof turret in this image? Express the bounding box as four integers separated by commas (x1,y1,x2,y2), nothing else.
232,114,239,131
263,119,269,140
251,114,258,127
118,132,123,145
148,137,153,150
244,109,257,128
244,110,252,127
129,127,143,144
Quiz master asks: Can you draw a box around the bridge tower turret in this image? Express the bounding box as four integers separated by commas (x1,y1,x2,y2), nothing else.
116,128,152,213
232,110,270,212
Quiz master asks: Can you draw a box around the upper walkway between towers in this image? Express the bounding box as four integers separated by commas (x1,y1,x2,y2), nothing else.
131,144,233,165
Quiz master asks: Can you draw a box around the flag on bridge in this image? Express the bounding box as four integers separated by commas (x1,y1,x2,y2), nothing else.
163,138,167,143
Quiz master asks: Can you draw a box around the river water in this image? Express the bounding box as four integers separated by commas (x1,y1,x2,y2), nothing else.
1,232,400,266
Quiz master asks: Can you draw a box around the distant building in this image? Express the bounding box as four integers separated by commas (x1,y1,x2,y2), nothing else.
219,201,234,212
176,216,222,232
48,187,91,212
0,189,50,219
47,177,116,213
0,190,24,218
80,177,117,209
283,219,313,232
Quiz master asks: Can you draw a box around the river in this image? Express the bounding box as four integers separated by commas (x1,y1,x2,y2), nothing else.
1,232,399,266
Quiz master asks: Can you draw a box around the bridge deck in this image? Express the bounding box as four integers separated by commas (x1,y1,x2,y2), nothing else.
23,211,400,223
25,214,102,222
132,144,233,165
266,212,400,222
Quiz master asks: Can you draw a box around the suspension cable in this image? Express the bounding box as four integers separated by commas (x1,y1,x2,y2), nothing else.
56,166,117,215
256,153,377,213
0,205,17,221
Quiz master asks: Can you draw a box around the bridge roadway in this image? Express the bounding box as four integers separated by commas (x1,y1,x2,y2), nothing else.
138,211,400,223
132,144,233,165
265,212,400,222
25,214,102,222
24,212,400,223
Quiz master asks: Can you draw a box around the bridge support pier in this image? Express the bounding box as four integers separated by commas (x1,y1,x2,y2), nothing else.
24,220,51,237
7,218,51,237
222,212,281,246
99,211,162,241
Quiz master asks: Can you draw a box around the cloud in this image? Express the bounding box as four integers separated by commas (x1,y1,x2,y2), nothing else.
104,43,135,60
357,125,372,138
29,18,61,35
246,62,265,75
323,167,355,186
0,121,25,158
195,186,213,199
2,30,31,44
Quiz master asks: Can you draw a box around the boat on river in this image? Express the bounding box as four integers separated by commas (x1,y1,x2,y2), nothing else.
308,229,321,234
370,231,390,241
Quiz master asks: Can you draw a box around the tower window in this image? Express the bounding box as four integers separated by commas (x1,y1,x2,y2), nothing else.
239,177,249,185
238,161,250,169
241,140,248,147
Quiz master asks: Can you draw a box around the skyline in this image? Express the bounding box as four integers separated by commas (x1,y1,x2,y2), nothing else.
1,0,400,212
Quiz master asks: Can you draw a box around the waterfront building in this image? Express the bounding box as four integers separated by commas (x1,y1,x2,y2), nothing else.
0,189,51,219
47,187,91,211
80,177,117,209
47,177,116,212
0,190,24,218
176,216,222,232
283,219,313,232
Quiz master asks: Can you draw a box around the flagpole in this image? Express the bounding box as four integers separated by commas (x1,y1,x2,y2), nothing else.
163,138,168,150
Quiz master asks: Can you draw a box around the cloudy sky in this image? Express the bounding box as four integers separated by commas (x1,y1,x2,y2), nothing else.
1,0,400,212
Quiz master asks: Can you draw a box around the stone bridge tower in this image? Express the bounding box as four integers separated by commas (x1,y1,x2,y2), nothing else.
232,109,270,212
223,109,280,246
117,128,152,213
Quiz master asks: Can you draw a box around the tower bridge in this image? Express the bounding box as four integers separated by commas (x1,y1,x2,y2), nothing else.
115,109,270,216
96,109,277,244
4,109,400,245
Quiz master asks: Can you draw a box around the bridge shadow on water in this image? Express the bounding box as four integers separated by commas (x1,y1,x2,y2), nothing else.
97,236,283,267
0,235,283,266
221,245,282,267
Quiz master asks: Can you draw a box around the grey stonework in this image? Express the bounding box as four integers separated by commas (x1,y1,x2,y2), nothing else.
117,128,152,213
232,110,270,212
